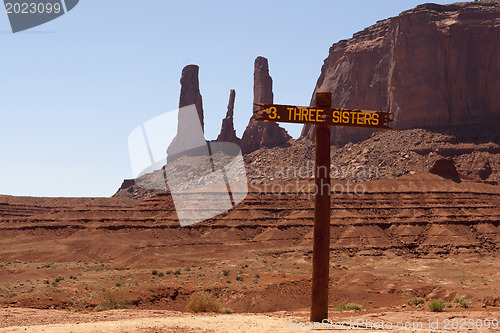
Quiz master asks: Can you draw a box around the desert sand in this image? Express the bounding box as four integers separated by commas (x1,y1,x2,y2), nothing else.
1,173,499,331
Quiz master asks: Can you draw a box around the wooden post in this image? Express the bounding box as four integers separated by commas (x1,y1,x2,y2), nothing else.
310,92,331,322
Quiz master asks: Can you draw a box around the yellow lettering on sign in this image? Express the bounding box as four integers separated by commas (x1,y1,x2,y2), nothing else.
364,112,372,125
356,112,364,125
301,108,308,122
350,111,357,123
287,107,294,121
268,107,277,119
342,111,349,124
294,108,300,121
307,109,313,122
371,113,379,126
315,109,324,122
332,110,340,123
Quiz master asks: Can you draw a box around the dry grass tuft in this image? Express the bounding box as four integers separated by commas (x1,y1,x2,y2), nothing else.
186,291,232,314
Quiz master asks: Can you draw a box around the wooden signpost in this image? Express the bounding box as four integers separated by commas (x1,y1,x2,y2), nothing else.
254,102,393,129
253,92,393,322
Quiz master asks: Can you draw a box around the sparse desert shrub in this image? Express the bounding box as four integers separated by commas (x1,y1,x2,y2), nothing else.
94,290,133,312
222,269,230,277
236,276,244,282
444,302,453,308
428,301,445,312
186,291,232,314
336,302,362,311
408,296,425,306
151,270,158,275
453,296,472,308
174,269,181,276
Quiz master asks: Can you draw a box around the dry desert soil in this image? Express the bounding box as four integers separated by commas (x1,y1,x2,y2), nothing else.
0,172,499,332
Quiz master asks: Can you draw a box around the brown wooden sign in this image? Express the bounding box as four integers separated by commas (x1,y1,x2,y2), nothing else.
253,94,394,323
253,103,393,129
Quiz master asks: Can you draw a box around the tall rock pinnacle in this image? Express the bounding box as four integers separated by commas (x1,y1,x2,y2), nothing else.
216,89,240,144
179,64,204,130
240,57,291,154
167,65,206,162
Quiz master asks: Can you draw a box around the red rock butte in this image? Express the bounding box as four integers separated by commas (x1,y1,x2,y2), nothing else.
301,2,500,145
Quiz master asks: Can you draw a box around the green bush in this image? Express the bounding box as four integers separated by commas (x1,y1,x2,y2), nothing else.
408,296,425,306
453,296,472,308
186,291,232,314
428,301,445,312
336,302,362,311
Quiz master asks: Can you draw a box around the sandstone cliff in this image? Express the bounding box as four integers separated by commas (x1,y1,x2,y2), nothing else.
167,65,206,162
178,65,204,129
301,2,500,145
240,57,291,154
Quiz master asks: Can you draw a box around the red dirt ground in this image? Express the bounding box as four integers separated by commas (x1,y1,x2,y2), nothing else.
0,173,499,331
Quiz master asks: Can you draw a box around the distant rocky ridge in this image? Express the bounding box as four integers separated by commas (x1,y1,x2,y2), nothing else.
301,1,500,145
118,1,500,197
116,127,499,199
244,128,500,185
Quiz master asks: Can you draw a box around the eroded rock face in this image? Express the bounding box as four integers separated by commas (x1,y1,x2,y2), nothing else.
179,64,204,129
301,2,500,145
167,65,206,162
429,158,461,182
240,57,291,154
216,89,240,144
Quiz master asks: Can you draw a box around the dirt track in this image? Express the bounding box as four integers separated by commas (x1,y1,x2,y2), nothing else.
1,308,499,332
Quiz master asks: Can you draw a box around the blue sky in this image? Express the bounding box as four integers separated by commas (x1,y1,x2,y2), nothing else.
0,0,457,197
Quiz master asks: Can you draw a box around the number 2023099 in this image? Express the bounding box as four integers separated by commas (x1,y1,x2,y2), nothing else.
5,2,62,14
